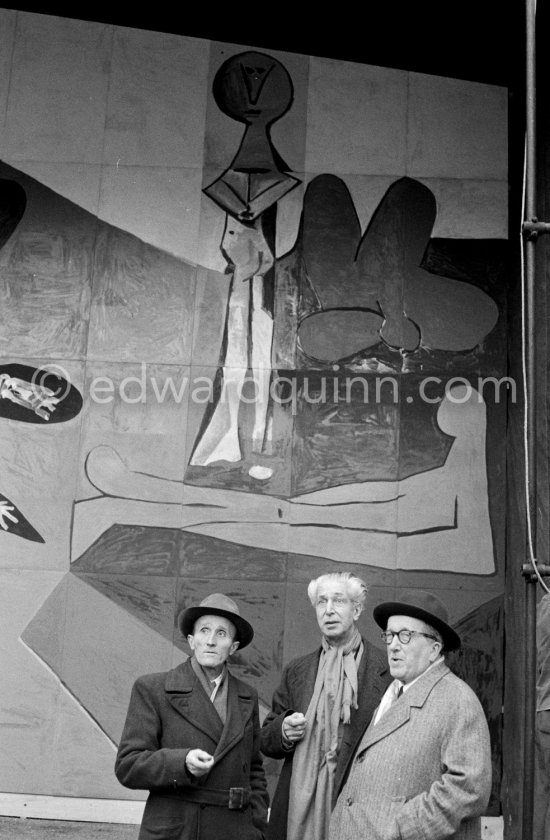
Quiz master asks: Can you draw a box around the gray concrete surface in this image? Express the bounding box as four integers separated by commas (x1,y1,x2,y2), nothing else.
0,818,139,838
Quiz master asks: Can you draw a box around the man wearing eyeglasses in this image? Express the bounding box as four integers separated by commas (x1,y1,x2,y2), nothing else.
260,572,390,840
329,590,492,840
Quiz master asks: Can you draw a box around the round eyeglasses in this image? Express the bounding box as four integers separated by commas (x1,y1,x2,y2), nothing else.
380,629,439,645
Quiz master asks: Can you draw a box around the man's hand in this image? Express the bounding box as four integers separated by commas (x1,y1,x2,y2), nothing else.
282,712,307,745
185,748,214,777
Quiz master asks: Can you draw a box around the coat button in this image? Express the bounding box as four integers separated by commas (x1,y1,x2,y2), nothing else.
346,797,353,806
200,804,206,810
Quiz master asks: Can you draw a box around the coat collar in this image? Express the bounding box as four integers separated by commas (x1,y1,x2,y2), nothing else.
358,659,450,752
164,658,254,754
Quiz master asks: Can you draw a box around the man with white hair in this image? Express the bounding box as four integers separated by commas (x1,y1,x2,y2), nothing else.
260,572,390,840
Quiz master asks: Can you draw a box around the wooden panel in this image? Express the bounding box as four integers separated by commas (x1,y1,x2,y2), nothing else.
0,793,144,824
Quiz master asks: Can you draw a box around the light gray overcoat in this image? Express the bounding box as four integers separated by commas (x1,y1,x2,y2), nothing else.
329,660,492,840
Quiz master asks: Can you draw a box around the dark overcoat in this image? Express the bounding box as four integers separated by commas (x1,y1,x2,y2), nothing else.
259,637,390,840
115,659,268,840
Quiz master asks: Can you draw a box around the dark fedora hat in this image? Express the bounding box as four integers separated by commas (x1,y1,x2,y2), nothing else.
373,590,460,652
178,593,254,649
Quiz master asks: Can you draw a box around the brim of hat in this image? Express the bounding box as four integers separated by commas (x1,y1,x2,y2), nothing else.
178,606,254,649
373,601,460,651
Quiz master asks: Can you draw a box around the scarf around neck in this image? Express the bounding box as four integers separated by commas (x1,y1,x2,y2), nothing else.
287,627,363,840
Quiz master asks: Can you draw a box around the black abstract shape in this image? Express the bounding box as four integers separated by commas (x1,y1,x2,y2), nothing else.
301,173,366,309
212,51,294,171
0,492,44,542
0,179,26,250
448,595,503,814
205,52,300,221
423,237,508,290
296,175,498,360
0,363,82,423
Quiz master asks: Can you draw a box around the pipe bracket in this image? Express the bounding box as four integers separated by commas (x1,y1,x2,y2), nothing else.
522,218,550,240
522,562,550,579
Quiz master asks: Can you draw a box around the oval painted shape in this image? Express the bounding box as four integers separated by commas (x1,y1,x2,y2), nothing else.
298,308,382,362
0,363,83,423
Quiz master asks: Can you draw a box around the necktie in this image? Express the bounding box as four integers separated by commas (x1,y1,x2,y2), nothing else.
210,677,223,701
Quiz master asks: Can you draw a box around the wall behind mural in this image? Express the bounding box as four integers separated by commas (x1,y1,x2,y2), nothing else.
0,9,508,812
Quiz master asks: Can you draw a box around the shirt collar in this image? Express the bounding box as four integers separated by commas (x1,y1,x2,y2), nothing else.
210,670,225,689
190,655,227,692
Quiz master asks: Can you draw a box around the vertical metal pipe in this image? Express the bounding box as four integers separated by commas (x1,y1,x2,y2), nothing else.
522,0,537,836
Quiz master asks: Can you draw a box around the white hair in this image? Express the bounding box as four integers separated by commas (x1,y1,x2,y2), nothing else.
307,572,368,608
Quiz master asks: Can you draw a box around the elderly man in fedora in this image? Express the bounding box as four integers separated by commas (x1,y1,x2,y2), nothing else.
260,572,390,840
329,590,492,840
115,593,268,840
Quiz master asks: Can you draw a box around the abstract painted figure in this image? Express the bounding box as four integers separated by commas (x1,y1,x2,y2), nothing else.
190,52,300,478
0,371,61,420
296,175,499,364
0,177,83,542
0,362,82,543
75,384,494,575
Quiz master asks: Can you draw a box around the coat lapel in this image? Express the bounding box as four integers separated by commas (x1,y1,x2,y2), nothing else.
333,639,390,801
294,649,322,711
165,659,223,744
213,673,253,763
358,660,450,753
346,641,390,745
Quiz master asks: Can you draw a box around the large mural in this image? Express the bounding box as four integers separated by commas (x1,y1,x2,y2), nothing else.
0,11,507,815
